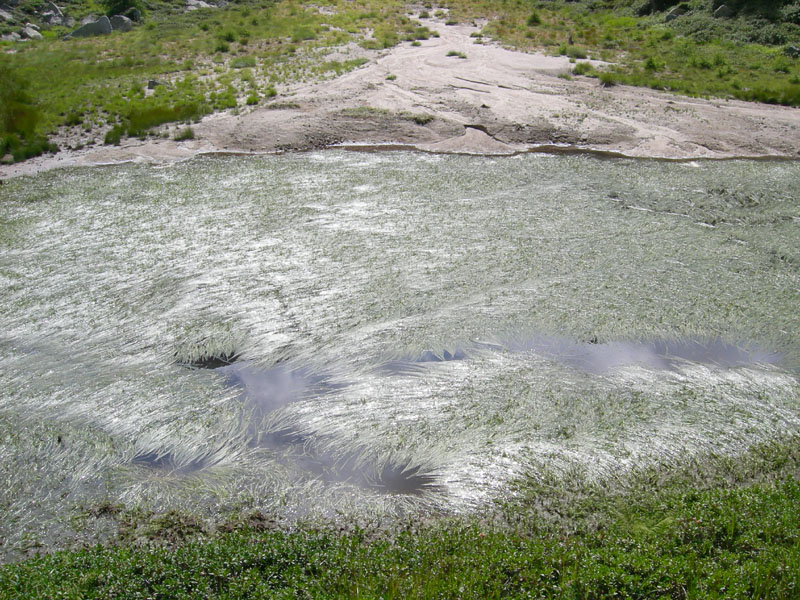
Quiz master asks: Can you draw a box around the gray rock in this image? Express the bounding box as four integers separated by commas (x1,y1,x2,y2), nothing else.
20,25,42,39
122,7,141,21
785,45,800,59
46,1,63,16
665,6,687,21
24,21,39,30
79,14,97,25
147,79,166,89
0,7,13,21
0,31,20,41
110,14,132,31
713,4,733,18
186,0,213,9
67,15,112,38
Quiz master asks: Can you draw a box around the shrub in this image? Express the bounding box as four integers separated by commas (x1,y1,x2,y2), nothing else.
599,71,618,86
573,61,594,75
100,0,144,18
527,12,542,26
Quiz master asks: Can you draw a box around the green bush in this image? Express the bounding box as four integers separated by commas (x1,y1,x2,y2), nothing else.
100,0,143,18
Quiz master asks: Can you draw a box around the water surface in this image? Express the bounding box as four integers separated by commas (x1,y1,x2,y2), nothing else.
1,151,799,558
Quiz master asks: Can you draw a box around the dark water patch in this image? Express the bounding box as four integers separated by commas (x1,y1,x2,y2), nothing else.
378,348,468,375
178,352,241,370
131,451,209,474
219,362,346,415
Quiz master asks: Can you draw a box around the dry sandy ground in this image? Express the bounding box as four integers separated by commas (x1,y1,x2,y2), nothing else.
3,18,799,178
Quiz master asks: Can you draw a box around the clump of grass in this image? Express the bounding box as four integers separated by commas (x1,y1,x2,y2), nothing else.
399,111,434,125
386,74,397,81
173,127,195,141
573,61,594,76
599,71,618,87
230,55,256,69
265,101,300,110
526,11,541,26
446,50,467,59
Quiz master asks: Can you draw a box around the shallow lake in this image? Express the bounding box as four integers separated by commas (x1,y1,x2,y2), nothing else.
1,151,799,557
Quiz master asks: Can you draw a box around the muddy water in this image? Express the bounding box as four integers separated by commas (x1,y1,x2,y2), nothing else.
1,151,799,558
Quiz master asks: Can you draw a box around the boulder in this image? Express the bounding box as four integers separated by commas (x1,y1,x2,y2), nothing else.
20,26,42,39
110,14,132,31
24,21,39,30
0,31,20,41
0,7,13,21
713,4,733,17
67,15,112,38
122,7,141,21
46,1,63,16
785,45,800,59
665,5,687,21
79,14,97,25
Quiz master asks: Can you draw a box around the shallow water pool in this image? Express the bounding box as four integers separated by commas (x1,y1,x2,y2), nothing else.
1,151,799,558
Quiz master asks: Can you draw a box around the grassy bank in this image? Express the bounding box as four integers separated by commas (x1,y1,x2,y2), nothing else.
1,0,799,161
2,435,799,598
1,480,798,598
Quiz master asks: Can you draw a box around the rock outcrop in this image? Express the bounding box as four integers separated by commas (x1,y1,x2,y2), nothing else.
65,15,112,39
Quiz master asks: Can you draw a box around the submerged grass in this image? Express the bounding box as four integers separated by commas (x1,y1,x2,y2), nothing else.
1,152,799,565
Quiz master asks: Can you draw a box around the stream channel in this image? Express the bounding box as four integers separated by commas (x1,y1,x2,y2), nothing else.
1,150,799,558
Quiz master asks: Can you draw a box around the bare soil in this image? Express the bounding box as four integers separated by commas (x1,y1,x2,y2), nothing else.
3,19,799,179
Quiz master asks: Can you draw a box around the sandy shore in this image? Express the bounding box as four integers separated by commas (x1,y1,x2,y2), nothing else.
3,19,799,178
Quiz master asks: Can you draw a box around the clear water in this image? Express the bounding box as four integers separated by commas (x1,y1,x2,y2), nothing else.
1,151,799,557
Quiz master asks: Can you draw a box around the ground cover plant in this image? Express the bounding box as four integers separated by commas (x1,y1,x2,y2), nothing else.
449,0,800,105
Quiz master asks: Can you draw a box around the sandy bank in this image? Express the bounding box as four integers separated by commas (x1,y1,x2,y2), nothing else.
3,19,799,179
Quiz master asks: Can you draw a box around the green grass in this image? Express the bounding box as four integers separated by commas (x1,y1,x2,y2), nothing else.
446,0,800,105
2,476,798,598
0,0,432,152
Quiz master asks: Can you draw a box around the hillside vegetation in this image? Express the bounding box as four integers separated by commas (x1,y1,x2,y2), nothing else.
0,0,799,162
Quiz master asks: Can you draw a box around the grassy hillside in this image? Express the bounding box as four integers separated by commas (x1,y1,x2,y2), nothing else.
2,436,799,598
1,0,799,163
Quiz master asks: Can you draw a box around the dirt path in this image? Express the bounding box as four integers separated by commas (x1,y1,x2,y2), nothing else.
3,18,799,178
